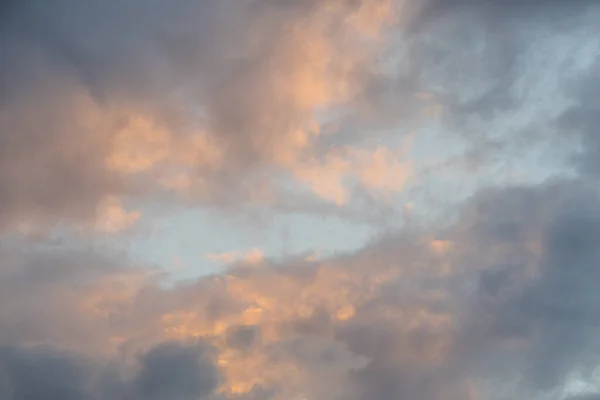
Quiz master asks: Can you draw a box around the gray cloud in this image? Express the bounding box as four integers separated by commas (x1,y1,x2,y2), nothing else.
560,66,600,177
0,341,218,400
226,325,261,351
565,395,600,400
310,178,600,399
0,346,91,400
450,180,600,394
366,0,600,178
135,341,218,400
0,241,140,350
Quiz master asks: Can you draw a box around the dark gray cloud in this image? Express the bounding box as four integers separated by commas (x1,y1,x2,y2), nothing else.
226,325,261,351
565,394,600,400
450,179,600,393
0,0,225,100
135,341,218,400
0,341,218,400
0,346,91,400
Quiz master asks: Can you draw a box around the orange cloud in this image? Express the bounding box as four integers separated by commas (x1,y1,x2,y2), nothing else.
294,154,352,205
352,145,413,195
106,116,171,174
94,195,141,233
292,141,413,205
0,0,401,236
429,240,453,255
206,248,265,266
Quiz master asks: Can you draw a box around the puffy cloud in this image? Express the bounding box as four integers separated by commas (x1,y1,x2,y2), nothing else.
94,196,140,233
0,0,398,232
2,178,600,399
3,0,596,232
293,143,413,205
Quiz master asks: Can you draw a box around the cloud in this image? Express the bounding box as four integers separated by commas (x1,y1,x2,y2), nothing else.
2,177,600,399
94,195,141,233
0,78,124,232
158,179,600,398
384,0,600,173
0,241,152,353
0,0,398,232
3,0,595,233
0,346,91,400
206,248,265,267
0,341,218,400
134,341,218,400
449,180,600,393
2,0,600,399
293,142,413,205
566,395,600,400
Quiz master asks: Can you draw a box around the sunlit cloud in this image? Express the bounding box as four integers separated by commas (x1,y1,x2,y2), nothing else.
206,248,265,266
94,195,141,233
1,0,600,399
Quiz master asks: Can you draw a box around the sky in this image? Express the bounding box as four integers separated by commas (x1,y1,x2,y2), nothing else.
1,0,600,399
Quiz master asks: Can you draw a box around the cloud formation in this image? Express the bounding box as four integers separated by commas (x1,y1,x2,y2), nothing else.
3,178,600,399
0,0,400,231
1,0,600,399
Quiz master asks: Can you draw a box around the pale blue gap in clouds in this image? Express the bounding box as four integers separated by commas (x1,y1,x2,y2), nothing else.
128,208,375,282
126,121,574,283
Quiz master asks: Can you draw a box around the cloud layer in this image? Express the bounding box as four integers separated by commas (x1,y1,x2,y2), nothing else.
4,178,600,399
1,0,600,399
